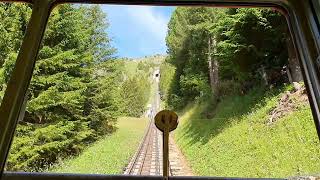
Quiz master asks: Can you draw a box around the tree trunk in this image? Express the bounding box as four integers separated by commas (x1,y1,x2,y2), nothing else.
258,65,268,85
208,37,215,94
286,65,293,84
208,37,219,95
286,31,303,82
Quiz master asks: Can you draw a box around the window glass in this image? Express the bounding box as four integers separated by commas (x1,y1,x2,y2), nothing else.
4,4,320,179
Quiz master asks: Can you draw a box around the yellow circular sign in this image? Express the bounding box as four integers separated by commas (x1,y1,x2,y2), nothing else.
154,110,178,132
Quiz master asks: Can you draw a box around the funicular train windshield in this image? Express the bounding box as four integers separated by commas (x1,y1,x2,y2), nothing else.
0,0,320,180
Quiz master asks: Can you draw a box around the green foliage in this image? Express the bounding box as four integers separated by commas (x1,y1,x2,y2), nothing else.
0,3,31,66
159,61,175,106
175,86,320,177
215,8,287,81
119,57,162,117
85,59,124,135
51,117,148,174
0,3,31,101
121,74,151,117
0,11,155,167
7,121,95,171
165,7,219,108
216,80,242,97
165,7,290,109
137,61,155,75
165,7,316,178
0,4,121,171
24,4,116,130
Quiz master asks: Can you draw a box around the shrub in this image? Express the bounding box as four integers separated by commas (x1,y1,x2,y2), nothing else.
6,121,95,171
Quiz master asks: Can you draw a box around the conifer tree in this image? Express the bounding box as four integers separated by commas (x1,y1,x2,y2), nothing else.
0,4,119,171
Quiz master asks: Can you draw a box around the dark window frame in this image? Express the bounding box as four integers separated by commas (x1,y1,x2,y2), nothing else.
0,0,319,179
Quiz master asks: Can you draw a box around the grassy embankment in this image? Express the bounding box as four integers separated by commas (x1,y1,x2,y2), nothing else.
175,86,320,178
51,117,148,174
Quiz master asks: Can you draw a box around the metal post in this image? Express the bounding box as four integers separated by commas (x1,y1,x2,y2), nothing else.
155,110,178,180
162,123,169,180
0,0,52,174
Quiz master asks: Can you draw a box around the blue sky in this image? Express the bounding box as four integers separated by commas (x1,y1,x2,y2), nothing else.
101,5,175,58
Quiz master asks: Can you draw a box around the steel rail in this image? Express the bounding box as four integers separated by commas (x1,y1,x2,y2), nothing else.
168,142,174,176
126,120,152,174
138,125,154,175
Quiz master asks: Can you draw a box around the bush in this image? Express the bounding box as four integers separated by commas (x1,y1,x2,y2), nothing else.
217,80,242,96
180,73,211,102
2,4,118,172
159,62,175,103
121,74,151,117
6,121,95,171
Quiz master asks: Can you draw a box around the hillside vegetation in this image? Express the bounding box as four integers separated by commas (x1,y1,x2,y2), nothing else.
1,3,320,176
163,7,302,110
120,56,164,116
1,4,120,171
51,117,148,174
162,7,320,178
0,4,156,171
175,86,320,178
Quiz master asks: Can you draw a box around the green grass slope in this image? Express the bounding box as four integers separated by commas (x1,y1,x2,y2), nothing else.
124,61,139,77
175,87,320,178
51,117,148,174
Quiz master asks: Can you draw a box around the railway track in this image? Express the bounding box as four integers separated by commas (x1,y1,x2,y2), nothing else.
124,120,172,176
124,69,192,176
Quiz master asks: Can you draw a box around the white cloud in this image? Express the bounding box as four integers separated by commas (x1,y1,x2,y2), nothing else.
101,5,172,57
125,6,169,43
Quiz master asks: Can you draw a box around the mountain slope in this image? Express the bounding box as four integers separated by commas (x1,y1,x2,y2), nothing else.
174,86,320,178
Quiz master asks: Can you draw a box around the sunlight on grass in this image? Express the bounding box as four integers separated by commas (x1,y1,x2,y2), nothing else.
124,61,138,77
175,87,320,178
51,117,148,174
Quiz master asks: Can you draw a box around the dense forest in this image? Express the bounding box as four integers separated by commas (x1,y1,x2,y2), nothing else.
0,4,152,171
161,7,302,109
162,7,320,177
